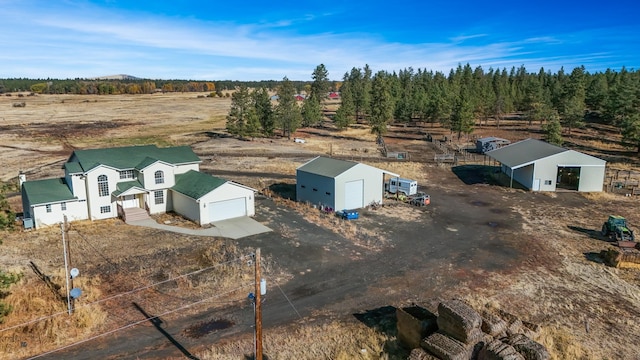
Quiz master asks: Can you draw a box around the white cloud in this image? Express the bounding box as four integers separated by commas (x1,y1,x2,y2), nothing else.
0,1,635,80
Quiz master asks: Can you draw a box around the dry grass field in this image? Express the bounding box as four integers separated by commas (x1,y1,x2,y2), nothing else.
1,92,640,359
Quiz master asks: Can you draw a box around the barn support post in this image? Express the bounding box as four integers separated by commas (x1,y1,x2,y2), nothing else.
510,168,514,188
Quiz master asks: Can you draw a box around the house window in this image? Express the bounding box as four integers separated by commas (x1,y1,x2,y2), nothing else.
154,190,164,205
100,205,111,214
545,180,552,185
46,204,52,213
155,170,164,184
98,175,109,197
61,202,67,211
326,192,331,195
119,170,135,179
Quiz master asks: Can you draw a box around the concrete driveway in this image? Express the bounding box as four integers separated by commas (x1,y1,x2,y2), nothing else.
127,216,272,239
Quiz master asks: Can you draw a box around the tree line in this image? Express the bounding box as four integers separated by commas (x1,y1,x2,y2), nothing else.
0,78,315,95
227,64,640,153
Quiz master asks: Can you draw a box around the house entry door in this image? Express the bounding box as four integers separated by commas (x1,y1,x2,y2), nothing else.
122,195,138,208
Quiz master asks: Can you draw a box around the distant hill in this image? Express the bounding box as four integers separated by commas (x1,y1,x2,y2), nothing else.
92,74,141,80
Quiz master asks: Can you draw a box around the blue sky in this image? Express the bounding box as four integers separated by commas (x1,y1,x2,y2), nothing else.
1,0,638,81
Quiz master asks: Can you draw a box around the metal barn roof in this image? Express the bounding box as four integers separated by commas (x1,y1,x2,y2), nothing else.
486,138,567,169
297,156,399,178
296,157,359,178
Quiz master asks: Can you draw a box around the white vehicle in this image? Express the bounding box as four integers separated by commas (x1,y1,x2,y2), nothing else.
385,177,418,196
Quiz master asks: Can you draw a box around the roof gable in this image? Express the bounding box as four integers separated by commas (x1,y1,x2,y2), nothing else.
172,170,226,200
22,178,76,206
69,145,201,172
297,156,359,178
486,138,567,169
112,180,145,197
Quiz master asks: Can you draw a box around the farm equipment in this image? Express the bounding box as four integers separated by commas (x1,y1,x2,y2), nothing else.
409,194,431,206
601,215,635,243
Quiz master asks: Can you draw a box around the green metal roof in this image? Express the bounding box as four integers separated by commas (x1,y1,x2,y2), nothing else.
172,170,226,200
135,156,161,170
22,178,76,206
64,162,83,174
112,180,145,197
296,156,358,178
69,145,201,172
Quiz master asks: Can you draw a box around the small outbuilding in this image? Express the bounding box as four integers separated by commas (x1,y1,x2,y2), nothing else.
476,137,511,154
296,156,398,211
486,138,606,192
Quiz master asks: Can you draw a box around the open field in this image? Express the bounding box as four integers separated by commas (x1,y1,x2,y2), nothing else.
1,93,640,359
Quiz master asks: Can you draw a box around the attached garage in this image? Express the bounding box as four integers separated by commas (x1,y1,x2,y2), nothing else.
172,170,255,224
486,138,606,192
296,156,398,211
209,198,247,222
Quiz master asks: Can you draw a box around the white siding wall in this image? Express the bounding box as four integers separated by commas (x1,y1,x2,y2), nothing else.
140,163,175,190
510,164,535,190
31,201,88,228
147,189,170,214
174,163,199,175
577,166,606,192
335,164,384,210
69,174,88,200
85,166,119,220
171,191,201,224
538,152,605,192
504,151,606,192
200,183,255,223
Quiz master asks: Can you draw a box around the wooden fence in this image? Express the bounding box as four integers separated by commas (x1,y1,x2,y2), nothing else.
605,169,640,195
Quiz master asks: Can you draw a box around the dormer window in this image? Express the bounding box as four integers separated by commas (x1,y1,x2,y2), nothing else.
155,170,164,184
119,170,135,179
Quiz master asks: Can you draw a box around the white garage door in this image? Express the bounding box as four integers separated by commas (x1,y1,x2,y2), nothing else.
209,198,247,222
344,179,364,209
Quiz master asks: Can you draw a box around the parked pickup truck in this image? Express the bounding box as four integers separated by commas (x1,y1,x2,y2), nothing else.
336,209,359,220
409,194,431,206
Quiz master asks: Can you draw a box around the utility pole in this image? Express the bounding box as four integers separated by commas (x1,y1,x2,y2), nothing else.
61,216,72,315
254,248,263,360
65,216,75,313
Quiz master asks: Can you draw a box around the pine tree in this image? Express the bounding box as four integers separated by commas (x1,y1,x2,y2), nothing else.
543,114,563,145
334,72,356,129
369,71,394,136
450,92,475,140
301,97,322,127
225,85,252,137
252,88,275,136
275,77,302,139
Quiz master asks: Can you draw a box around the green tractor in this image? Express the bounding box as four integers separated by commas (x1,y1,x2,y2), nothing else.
601,215,635,242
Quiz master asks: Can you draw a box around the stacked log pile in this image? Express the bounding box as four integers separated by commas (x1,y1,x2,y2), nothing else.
399,299,550,360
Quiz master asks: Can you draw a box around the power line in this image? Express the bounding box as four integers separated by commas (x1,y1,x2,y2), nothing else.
275,282,302,320
0,254,254,334
26,283,253,360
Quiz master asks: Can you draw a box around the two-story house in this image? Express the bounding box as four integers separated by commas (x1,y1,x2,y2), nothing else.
21,145,255,229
